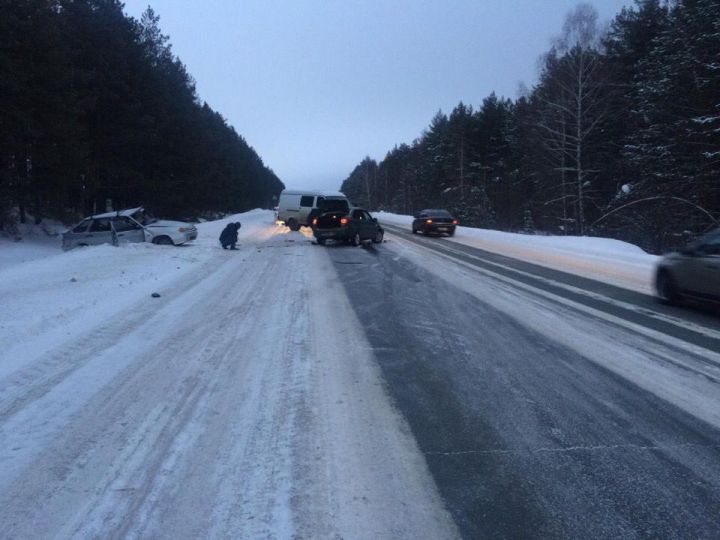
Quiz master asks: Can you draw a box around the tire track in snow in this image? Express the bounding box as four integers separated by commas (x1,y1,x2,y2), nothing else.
0,236,286,537
0,253,237,422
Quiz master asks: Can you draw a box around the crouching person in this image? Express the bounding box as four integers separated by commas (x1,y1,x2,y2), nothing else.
219,222,241,250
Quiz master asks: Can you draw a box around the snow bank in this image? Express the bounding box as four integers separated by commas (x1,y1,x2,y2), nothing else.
0,238,62,270
376,211,659,294
0,209,277,369
0,217,67,270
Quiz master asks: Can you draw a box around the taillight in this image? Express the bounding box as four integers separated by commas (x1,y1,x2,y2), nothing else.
452,219,458,225
312,218,318,225
426,219,433,224
340,217,349,225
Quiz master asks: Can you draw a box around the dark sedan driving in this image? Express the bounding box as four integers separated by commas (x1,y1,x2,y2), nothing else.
411,209,458,236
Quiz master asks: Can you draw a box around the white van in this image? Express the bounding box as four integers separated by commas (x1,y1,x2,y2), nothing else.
277,190,350,231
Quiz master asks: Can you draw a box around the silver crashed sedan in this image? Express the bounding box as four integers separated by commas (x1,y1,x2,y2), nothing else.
62,207,198,250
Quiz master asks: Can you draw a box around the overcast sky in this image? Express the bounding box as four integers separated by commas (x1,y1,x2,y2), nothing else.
122,0,630,192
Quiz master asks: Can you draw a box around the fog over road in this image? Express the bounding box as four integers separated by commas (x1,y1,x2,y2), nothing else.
1,214,719,538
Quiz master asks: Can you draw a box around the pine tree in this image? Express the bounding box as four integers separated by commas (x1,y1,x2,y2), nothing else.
0,0,284,223
622,0,720,249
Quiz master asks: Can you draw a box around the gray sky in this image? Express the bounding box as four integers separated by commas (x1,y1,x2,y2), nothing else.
122,0,630,192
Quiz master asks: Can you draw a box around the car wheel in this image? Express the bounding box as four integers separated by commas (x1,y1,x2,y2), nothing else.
287,218,300,231
317,238,326,245
448,229,455,237
412,227,418,234
656,270,680,304
153,236,174,246
372,230,384,244
351,232,361,246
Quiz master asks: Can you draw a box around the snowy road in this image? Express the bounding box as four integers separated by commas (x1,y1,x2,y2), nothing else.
2,211,720,538
0,215,456,539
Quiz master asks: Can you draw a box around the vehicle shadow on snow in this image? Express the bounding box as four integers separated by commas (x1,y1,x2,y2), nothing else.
361,243,382,256
312,239,385,254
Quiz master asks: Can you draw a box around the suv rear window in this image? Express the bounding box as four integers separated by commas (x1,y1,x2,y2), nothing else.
320,199,349,213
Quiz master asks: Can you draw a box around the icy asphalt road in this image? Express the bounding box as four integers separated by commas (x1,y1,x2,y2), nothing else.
2,214,720,539
327,226,720,538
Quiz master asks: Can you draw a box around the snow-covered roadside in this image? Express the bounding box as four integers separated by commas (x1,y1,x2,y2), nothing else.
376,212,659,294
0,210,277,370
0,213,457,539
0,218,66,269
0,239,60,270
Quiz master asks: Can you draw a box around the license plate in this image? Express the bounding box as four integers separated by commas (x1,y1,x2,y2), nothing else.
437,227,448,231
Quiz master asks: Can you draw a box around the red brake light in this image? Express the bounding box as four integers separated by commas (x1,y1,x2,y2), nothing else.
340,217,349,225
312,218,318,225
426,219,433,224
452,219,458,225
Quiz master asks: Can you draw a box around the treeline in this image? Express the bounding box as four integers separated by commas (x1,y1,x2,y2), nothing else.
341,0,719,253
0,0,284,229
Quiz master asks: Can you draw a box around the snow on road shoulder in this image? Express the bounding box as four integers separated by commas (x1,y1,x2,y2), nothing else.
376,211,659,294
0,217,66,270
0,239,61,270
0,209,277,372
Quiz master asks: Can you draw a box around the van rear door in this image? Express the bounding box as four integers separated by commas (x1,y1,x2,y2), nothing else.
298,195,316,224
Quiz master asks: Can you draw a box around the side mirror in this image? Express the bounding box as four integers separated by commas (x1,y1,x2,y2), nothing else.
371,217,377,222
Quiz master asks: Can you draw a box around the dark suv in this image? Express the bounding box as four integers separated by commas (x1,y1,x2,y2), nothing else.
307,196,351,226
412,209,458,236
312,208,384,246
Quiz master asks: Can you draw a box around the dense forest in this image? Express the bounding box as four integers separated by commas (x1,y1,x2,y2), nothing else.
0,0,284,230
341,0,719,253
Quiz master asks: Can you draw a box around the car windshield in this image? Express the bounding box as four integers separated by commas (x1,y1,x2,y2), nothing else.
423,209,452,217
130,210,156,226
71,218,91,232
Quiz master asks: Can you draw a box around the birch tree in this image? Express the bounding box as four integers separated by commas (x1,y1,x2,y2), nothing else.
534,4,612,235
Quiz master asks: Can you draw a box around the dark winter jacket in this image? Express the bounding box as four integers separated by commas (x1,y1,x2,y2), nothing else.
219,222,241,245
